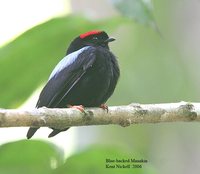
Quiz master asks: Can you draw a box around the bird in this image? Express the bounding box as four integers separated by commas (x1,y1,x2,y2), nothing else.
26,30,120,139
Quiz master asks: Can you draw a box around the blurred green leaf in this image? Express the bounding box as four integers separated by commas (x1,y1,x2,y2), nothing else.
53,146,156,174
0,15,121,108
111,0,157,29
0,140,63,174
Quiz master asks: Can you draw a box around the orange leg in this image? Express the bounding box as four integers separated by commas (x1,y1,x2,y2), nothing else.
67,104,85,112
100,104,108,112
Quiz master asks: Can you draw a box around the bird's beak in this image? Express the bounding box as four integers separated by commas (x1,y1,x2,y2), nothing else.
104,37,116,43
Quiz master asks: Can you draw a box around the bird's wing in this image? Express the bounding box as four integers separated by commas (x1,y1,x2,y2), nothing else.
36,46,96,108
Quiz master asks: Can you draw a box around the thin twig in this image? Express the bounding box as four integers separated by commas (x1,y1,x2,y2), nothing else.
0,102,199,129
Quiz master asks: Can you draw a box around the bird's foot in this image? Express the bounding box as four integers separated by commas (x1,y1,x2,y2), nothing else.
67,104,85,113
100,104,108,113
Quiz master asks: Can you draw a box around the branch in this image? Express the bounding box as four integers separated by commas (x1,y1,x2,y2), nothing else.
0,102,200,129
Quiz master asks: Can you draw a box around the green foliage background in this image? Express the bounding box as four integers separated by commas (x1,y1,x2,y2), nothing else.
0,0,200,173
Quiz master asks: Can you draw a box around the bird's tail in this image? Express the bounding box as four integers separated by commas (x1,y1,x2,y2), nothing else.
48,128,69,138
26,127,39,139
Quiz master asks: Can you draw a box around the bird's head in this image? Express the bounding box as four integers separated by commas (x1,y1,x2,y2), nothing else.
66,30,115,55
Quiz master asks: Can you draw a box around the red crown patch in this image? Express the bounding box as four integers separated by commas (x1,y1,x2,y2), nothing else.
80,30,102,39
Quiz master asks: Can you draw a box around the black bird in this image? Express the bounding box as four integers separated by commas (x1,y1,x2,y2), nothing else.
27,30,120,139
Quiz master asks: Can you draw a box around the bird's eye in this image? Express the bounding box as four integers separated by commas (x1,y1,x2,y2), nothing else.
92,37,98,40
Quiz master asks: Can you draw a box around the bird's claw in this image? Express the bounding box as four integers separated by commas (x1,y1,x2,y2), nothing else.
100,104,108,113
67,104,85,113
